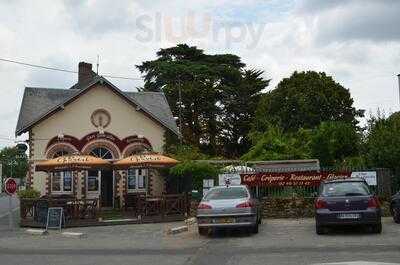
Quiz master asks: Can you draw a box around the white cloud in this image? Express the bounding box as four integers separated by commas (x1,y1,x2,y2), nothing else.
0,0,399,148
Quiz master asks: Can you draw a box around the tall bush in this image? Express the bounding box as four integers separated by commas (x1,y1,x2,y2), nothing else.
168,161,219,193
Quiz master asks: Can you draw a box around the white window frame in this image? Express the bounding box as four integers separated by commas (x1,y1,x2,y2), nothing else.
87,170,100,194
51,171,73,194
127,169,148,193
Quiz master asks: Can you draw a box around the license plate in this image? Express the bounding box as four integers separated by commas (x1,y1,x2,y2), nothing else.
217,218,235,223
337,213,360,219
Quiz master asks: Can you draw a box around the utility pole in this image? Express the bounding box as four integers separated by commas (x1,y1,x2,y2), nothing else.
96,55,99,75
397,74,400,105
178,78,183,145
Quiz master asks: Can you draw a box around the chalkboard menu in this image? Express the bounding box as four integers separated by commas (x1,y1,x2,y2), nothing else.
46,207,64,231
35,201,49,226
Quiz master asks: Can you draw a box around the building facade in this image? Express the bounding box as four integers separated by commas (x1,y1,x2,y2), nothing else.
16,62,179,208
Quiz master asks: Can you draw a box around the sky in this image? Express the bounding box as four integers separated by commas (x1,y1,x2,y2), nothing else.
0,0,400,147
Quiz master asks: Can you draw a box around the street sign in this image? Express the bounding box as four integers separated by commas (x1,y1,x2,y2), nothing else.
4,178,17,230
4,178,17,195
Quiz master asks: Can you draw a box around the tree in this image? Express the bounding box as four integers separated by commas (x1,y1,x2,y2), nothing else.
0,146,28,180
253,71,363,133
168,161,219,193
220,69,269,157
137,44,269,157
310,121,361,167
365,112,400,170
241,126,312,161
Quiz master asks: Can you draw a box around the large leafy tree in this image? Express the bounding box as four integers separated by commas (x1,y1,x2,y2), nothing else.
0,146,28,180
310,121,361,167
253,71,363,133
241,126,312,161
137,44,269,157
365,112,400,170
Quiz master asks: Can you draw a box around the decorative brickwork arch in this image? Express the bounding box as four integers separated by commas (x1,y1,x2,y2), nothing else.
122,142,152,158
81,139,121,159
45,143,79,159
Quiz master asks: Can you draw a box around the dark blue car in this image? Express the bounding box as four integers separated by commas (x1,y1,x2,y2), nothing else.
315,178,382,234
390,191,400,223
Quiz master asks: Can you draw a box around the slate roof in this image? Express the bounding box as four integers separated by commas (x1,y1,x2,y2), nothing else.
15,77,179,136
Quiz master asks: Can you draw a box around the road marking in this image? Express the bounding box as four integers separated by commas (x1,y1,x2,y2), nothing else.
313,261,400,265
0,207,20,219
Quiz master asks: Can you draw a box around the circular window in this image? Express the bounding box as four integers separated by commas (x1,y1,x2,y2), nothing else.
91,109,111,128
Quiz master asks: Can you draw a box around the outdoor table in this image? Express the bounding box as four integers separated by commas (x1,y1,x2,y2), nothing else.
66,200,84,219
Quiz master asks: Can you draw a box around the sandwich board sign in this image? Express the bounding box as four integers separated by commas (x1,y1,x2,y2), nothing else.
46,207,65,231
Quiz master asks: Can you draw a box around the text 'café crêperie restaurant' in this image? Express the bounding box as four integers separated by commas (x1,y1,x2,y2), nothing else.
16,62,180,208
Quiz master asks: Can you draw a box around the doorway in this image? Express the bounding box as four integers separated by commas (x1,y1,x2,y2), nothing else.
101,170,114,208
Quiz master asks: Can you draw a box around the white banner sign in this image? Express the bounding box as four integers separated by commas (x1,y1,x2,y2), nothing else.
351,171,377,186
218,173,241,186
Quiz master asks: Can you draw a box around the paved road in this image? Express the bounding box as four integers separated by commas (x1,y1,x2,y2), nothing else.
0,218,399,265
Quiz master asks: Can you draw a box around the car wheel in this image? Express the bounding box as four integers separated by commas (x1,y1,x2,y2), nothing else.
252,223,259,234
198,227,208,236
371,223,382,234
316,224,325,235
393,209,400,224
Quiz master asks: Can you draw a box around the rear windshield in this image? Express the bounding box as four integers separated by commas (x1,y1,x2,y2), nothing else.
321,181,370,197
204,187,248,200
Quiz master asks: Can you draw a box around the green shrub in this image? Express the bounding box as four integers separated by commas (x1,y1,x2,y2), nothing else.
17,188,41,199
169,161,219,192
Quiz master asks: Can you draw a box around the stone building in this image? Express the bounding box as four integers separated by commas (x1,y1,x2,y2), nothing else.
15,62,179,208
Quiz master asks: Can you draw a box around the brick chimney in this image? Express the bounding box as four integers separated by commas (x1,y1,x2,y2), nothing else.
78,62,94,84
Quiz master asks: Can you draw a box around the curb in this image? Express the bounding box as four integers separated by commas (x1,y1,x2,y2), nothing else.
168,226,188,235
26,229,48,236
61,232,86,238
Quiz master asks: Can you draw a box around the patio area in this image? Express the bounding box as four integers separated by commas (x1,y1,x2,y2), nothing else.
19,193,190,228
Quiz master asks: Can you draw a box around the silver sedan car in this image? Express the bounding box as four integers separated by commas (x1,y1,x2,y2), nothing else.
196,185,262,235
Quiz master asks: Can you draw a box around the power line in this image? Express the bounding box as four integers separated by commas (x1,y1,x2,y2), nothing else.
0,58,76,73
0,57,143,81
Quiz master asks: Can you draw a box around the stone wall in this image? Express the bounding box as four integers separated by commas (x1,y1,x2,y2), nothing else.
262,197,315,218
261,197,391,218
190,197,392,219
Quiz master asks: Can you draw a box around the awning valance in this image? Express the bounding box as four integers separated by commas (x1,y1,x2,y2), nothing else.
35,155,111,172
113,154,179,170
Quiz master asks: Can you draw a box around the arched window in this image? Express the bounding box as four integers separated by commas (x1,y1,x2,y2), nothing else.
89,147,113,160
53,149,71,158
46,143,77,159
122,143,152,158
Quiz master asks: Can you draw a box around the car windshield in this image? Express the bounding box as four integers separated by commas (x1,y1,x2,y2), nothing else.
204,187,248,200
322,181,370,197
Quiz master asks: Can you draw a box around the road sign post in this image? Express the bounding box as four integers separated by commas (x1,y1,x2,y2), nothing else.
4,178,18,230
0,164,3,193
